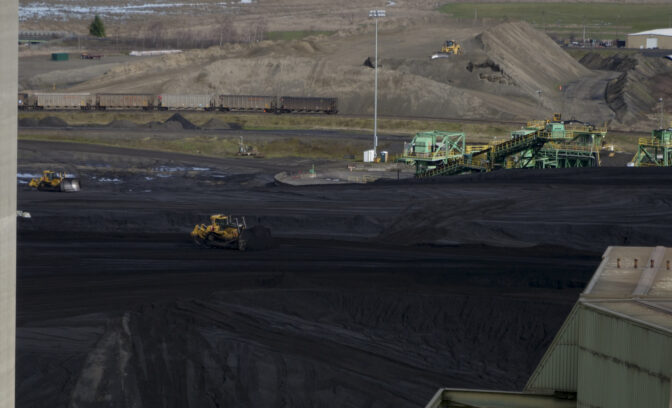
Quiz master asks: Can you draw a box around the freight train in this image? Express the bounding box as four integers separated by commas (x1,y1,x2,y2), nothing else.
17,93,339,114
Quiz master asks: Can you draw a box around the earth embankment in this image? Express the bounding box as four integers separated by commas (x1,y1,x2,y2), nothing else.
49,21,608,123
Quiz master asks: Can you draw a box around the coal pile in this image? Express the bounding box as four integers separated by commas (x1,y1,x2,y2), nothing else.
165,113,198,130
146,120,183,131
241,225,274,250
38,116,68,127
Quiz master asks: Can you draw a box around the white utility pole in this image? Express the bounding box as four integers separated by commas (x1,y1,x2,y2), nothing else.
369,9,385,155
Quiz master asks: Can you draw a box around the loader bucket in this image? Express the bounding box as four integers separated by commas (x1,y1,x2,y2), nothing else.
60,178,81,192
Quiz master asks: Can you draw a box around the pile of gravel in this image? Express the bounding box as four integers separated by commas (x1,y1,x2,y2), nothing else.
240,225,274,251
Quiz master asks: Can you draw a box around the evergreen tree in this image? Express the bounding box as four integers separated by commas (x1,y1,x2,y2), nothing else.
89,15,106,38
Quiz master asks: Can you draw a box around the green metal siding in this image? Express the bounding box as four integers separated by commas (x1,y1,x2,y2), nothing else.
51,52,68,61
577,306,672,408
525,305,579,392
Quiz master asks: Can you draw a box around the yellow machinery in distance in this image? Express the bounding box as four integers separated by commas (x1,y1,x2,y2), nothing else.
432,40,462,59
441,40,462,55
191,214,247,250
29,170,80,192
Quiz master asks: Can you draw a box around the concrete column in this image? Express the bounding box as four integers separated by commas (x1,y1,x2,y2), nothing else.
0,1,17,407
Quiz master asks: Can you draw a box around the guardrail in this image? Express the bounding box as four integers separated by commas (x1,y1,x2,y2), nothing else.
400,151,462,160
639,137,672,147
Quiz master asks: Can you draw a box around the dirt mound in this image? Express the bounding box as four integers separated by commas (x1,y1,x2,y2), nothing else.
579,53,638,72
106,119,138,129
165,113,198,130
241,225,274,251
39,116,68,127
200,118,232,130
580,52,672,126
18,117,39,127
61,21,613,123
476,21,590,96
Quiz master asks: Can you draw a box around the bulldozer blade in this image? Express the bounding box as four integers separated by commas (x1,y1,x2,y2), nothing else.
60,178,81,192
431,53,451,60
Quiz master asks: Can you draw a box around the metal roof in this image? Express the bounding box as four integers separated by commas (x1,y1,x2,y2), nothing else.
629,29,672,37
581,246,672,334
425,389,576,408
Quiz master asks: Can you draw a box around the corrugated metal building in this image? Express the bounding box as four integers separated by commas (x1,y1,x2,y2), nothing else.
627,29,672,49
426,246,672,408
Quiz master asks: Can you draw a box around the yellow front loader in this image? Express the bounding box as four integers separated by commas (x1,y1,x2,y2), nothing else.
432,40,462,59
191,214,247,250
28,170,80,192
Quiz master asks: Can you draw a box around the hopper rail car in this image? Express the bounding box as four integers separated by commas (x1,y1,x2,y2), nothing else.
17,93,338,114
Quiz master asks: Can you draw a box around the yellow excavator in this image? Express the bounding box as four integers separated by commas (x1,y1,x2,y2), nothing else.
29,170,80,192
191,214,247,250
432,40,462,59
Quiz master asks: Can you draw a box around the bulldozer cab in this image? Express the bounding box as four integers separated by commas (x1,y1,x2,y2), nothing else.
212,215,233,227
43,171,56,180
192,214,248,250
445,40,455,47
211,214,246,229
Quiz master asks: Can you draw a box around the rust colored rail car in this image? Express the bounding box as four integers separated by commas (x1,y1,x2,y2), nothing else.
218,95,276,112
23,93,92,110
159,94,213,110
17,93,339,114
97,94,157,110
279,96,338,114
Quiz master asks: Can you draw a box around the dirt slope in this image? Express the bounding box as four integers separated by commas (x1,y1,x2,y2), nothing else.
477,22,591,96
60,21,606,122
580,52,672,129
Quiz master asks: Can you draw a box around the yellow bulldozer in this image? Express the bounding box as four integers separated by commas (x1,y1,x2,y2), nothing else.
191,214,247,250
28,170,80,192
432,40,462,59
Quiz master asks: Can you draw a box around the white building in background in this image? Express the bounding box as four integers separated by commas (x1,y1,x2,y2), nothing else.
627,28,672,49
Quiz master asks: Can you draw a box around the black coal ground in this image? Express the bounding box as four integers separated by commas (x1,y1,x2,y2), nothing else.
16,140,672,407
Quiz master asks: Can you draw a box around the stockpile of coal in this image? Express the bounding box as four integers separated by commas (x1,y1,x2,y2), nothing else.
579,52,672,125
165,113,198,130
240,225,274,250
144,113,199,131
146,120,184,130
19,116,71,127
15,141,672,408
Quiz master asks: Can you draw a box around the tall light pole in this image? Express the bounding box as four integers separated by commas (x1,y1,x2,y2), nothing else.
369,9,385,156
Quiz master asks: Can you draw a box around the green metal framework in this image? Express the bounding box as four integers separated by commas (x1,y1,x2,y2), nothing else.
511,118,606,170
416,129,548,178
399,131,466,174
631,128,672,167
400,115,608,178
